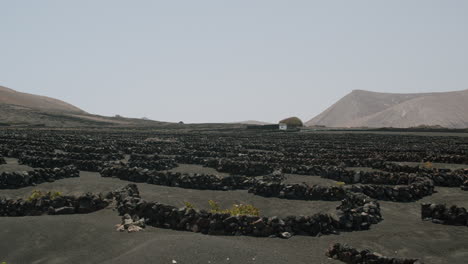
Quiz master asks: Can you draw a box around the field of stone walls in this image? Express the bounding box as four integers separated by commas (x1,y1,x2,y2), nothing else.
0,128,467,264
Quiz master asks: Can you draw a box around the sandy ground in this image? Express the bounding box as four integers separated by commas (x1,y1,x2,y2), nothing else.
1,161,467,264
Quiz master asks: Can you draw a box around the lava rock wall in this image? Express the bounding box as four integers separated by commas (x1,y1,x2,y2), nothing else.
101,166,254,190
421,203,468,226
326,243,423,264
0,192,109,216
0,165,79,189
109,184,382,237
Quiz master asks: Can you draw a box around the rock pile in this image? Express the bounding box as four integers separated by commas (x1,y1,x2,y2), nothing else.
421,203,467,226
326,243,423,263
0,165,79,189
0,192,109,216
115,213,146,232
336,192,382,230
0,155,5,165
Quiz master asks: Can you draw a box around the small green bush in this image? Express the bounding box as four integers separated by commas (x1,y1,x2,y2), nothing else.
183,201,195,209
208,200,260,216
423,161,434,169
27,190,62,201
335,181,346,186
279,116,303,127
208,200,221,212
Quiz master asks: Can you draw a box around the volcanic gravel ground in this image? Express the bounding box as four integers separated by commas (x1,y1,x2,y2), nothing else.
1,130,468,264
0,169,467,263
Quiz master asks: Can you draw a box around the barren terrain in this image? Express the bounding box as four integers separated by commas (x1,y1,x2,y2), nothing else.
0,128,467,264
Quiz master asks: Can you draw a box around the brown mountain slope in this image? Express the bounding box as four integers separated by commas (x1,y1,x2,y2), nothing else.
0,86,86,114
0,86,165,127
306,89,468,128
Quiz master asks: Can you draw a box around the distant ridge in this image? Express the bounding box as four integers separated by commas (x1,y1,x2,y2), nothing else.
0,85,164,127
306,89,468,128
0,86,86,114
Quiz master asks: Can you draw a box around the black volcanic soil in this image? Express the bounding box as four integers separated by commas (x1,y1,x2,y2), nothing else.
1,158,467,264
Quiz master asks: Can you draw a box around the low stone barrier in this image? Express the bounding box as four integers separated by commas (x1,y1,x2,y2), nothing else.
248,181,346,201
127,159,178,171
3,148,122,162
101,166,254,190
370,161,427,173
62,145,117,155
109,184,382,237
0,155,5,165
462,180,468,191
345,177,434,202
212,159,274,176
421,203,467,226
281,165,328,176
321,166,467,187
174,155,212,165
176,157,275,177
325,243,423,264
0,165,79,189
323,169,414,185
427,169,468,187
0,192,109,216
173,156,466,188
19,155,104,172
336,192,382,230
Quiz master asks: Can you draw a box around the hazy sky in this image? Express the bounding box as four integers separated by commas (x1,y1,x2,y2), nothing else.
1,1,467,123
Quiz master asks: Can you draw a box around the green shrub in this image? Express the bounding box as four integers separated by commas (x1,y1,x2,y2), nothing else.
208,200,220,212
279,117,303,127
228,204,260,216
208,200,260,216
183,201,195,209
27,190,62,201
335,181,346,186
423,161,434,169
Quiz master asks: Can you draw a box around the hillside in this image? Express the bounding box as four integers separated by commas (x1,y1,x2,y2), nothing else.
0,86,164,127
0,86,86,114
306,89,468,128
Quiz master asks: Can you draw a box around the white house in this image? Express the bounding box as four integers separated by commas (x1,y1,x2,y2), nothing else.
279,123,288,130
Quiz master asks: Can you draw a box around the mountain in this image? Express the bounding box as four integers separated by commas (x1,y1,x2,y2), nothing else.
306,89,468,128
0,86,86,114
0,85,164,127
